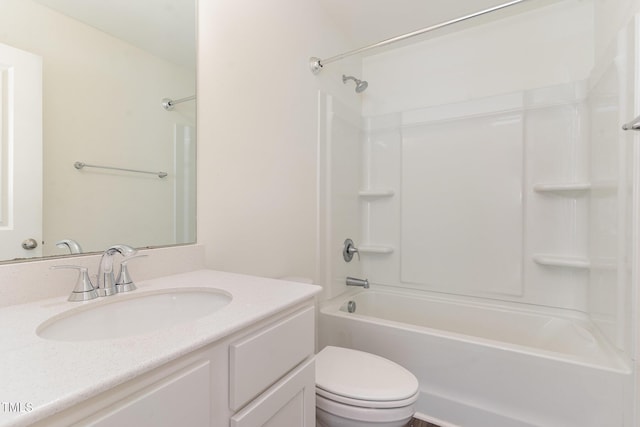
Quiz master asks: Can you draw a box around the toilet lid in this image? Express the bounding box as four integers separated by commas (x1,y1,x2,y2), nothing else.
315,346,419,403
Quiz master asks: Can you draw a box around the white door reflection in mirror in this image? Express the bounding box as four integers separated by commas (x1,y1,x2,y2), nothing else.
0,43,42,259
174,123,196,244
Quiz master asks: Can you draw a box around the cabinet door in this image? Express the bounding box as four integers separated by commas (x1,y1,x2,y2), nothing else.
230,306,315,410
231,359,315,427
75,361,210,427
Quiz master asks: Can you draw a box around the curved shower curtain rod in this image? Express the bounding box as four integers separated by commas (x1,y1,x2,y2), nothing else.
310,0,530,74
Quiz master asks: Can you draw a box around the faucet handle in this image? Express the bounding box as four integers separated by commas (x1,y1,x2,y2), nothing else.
343,238,360,262
116,254,147,293
50,265,99,302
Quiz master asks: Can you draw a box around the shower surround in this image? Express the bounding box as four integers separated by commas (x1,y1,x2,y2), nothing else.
318,1,637,425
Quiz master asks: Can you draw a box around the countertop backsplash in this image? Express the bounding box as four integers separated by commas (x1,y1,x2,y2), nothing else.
0,244,205,308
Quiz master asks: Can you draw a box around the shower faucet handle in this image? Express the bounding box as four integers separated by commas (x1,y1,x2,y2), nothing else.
343,238,360,262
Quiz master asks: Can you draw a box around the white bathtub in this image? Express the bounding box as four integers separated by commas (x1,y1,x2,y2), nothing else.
318,288,633,427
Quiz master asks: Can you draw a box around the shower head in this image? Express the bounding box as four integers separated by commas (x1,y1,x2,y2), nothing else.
342,75,368,93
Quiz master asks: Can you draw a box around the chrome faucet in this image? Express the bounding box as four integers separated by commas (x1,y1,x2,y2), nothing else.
55,239,83,254
115,254,147,293
346,276,369,289
50,265,99,302
96,244,137,296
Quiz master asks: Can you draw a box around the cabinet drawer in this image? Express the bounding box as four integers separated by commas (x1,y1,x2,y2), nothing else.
230,358,315,427
229,306,314,410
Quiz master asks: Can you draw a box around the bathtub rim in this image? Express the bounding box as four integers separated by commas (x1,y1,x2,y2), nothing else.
320,285,631,374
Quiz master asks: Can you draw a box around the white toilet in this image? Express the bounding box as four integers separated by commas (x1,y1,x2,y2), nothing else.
315,346,419,427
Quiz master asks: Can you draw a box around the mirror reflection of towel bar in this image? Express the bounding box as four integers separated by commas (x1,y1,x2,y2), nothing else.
74,161,167,178
161,95,196,111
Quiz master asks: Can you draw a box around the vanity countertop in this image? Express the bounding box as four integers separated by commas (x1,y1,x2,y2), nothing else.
0,269,321,427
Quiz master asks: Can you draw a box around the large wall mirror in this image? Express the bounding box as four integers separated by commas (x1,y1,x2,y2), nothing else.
0,0,196,262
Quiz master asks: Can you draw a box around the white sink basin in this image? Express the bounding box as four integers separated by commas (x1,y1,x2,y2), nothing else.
37,288,232,341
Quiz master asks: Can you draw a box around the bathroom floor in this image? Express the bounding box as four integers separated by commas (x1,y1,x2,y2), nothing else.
410,418,441,427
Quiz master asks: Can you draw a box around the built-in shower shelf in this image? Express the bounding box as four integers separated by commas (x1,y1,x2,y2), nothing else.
589,258,617,270
590,180,618,191
358,245,394,254
358,189,395,199
533,182,591,195
533,254,590,269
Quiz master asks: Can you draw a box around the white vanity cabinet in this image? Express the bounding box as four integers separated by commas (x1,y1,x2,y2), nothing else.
33,301,316,427
229,306,316,427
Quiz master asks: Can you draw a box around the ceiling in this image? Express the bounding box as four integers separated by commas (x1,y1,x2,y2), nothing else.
32,0,557,69
316,0,559,54
33,0,195,69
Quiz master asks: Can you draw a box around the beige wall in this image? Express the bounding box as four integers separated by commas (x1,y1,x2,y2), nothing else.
196,0,359,281
594,0,640,61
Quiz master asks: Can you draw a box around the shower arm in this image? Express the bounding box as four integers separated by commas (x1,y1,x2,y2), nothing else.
310,0,529,74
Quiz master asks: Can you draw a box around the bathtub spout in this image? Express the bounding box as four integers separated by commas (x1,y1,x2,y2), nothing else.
346,277,369,289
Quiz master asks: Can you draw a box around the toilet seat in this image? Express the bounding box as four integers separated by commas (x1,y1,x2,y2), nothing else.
316,394,416,423
316,388,418,409
315,346,419,409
